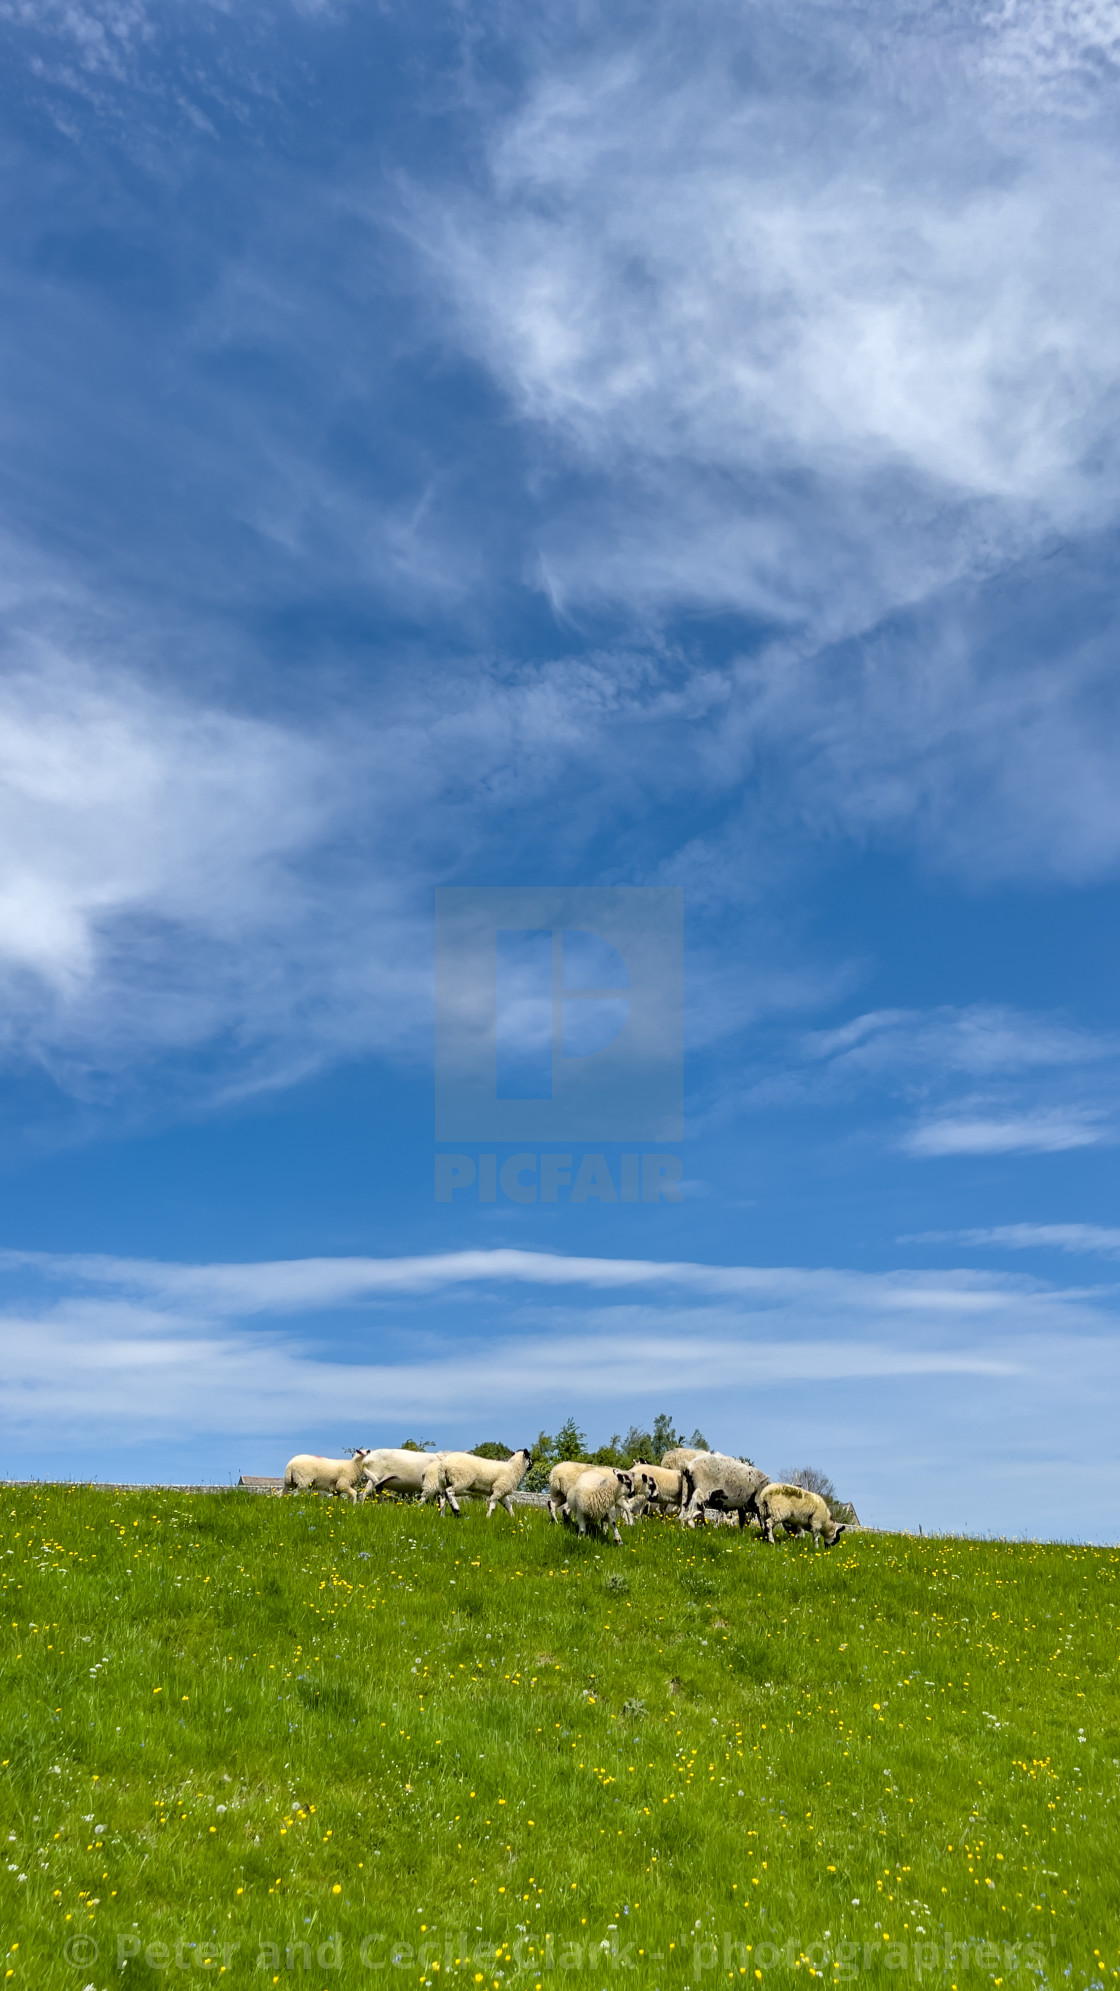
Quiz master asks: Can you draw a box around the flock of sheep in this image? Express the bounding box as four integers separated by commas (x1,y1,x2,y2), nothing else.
282,1443,848,1549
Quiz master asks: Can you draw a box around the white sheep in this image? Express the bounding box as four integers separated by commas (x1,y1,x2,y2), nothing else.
679,1454,769,1528
560,1467,644,1546
433,1448,533,1518
547,1459,592,1522
361,1448,445,1502
753,1482,847,1548
283,1448,373,1502
660,1446,705,1471
627,1460,684,1516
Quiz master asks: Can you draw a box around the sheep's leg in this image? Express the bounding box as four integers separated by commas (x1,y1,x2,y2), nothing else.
762,1518,776,1544
547,1500,559,1523
444,1486,462,1517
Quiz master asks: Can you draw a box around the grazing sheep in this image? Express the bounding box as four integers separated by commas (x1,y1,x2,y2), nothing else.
561,1467,643,1546
679,1454,768,1528
361,1448,444,1502
283,1448,373,1502
433,1448,533,1518
548,1459,592,1522
660,1446,705,1472
753,1483,847,1548
627,1460,685,1516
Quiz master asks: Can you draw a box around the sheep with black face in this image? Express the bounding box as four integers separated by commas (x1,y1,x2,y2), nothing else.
679,1455,769,1528
560,1467,652,1546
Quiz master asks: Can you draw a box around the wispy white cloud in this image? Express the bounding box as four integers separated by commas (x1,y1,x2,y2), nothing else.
899,1109,1112,1156
0,1240,1089,1324
0,633,435,1102
0,1303,1021,1446
909,1221,1120,1257
417,3,1120,629
725,1003,1120,1158
401,2,1120,889
803,1006,1112,1079
981,0,1120,100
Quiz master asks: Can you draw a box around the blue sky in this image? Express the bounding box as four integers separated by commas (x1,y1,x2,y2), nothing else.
1,0,1119,1535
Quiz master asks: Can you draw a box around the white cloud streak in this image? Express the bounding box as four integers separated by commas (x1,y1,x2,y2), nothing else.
911,1222,1120,1257
899,1110,1113,1156
0,1305,1020,1445
803,1006,1113,1078
727,1003,1120,1158
0,1240,1092,1324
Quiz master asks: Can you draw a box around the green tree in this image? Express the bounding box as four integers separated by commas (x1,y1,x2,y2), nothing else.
553,1417,587,1461
471,1441,512,1460
523,1429,559,1492
651,1412,683,1460
591,1433,627,1467
621,1423,655,1460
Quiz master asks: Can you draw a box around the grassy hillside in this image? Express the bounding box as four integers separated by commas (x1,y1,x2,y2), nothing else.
1,1487,1117,1989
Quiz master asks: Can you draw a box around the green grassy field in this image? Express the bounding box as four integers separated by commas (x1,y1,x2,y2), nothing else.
2,1487,1118,1991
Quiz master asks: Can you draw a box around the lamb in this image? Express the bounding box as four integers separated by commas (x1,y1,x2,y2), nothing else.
432,1448,533,1518
283,1448,373,1502
361,1448,444,1502
560,1467,646,1546
752,1482,847,1548
679,1454,769,1528
627,1460,685,1516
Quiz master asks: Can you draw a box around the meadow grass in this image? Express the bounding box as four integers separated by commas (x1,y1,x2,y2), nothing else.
2,1487,1118,1990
